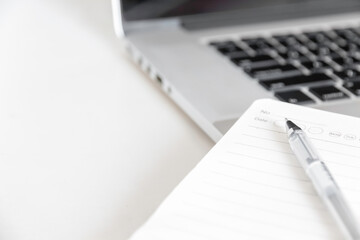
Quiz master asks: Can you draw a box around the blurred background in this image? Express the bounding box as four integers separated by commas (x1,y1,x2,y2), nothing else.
0,0,213,239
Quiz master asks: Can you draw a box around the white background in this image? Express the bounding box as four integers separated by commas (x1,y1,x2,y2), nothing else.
0,0,214,239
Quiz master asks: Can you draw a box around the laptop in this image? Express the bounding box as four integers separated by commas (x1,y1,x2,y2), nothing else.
112,0,360,142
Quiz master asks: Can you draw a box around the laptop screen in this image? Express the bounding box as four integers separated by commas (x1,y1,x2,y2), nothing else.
122,0,360,21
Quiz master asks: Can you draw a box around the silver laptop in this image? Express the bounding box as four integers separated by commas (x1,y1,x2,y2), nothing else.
112,0,360,142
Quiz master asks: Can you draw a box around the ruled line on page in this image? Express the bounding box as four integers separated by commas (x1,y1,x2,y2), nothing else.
311,137,360,150
183,199,317,224
241,133,288,144
199,182,325,210
237,133,360,160
317,148,360,160
181,202,331,237
325,159,360,169
329,172,360,181
210,171,317,196
217,160,309,182
169,214,280,240
248,125,286,134
339,186,360,194
160,223,218,240
226,151,301,168
190,191,331,223
241,133,360,151
284,117,327,126
233,142,294,155
225,148,360,182
263,113,327,126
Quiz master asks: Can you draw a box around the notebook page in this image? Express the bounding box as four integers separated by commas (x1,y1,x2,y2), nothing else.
130,99,360,240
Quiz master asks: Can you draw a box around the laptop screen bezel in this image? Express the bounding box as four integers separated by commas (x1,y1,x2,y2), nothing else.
115,0,360,34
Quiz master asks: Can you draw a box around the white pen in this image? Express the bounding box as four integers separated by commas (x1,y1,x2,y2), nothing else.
285,119,360,240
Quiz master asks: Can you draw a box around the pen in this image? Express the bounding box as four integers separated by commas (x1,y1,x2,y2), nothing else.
285,119,360,240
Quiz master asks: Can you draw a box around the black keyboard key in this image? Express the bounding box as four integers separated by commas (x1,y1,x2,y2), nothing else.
330,56,353,65
259,73,332,90
230,56,248,65
244,63,299,78
334,70,353,80
344,81,360,96
217,45,243,55
248,54,275,62
209,41,245,55
303,41,318,51
273,34,300,47
334,70,360,81
307,46,336,58
334,28,358,40
241,37,273,51
278,50,305,60
309,85,349,101
334,37,348,48
339,42,358,52
300,60,330,72
275,90,315,104
272,34,293,43
304,31,331,44
231,53,275,66
226,50,250,59
272,34,296,40
209,41,235,47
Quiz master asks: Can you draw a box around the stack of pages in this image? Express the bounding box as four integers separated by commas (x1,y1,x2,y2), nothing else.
131,99,360,240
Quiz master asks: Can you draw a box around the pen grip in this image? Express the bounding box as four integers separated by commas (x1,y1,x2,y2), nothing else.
307,161,336,194
307,162,360,240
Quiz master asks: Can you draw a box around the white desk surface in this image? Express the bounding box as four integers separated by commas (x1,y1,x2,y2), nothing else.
0,0,214,239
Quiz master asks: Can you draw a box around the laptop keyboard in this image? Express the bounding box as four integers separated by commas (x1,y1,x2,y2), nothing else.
209,26,360,104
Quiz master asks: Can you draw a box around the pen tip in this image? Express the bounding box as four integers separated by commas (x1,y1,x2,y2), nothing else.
285,118,301,131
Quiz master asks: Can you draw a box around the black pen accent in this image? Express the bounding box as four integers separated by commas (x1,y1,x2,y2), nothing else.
285,119,301,131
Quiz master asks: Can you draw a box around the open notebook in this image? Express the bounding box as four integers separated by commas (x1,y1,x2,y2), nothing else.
131,99,360,240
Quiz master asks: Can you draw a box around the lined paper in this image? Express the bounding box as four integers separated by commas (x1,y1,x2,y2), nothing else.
130,99,360,240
